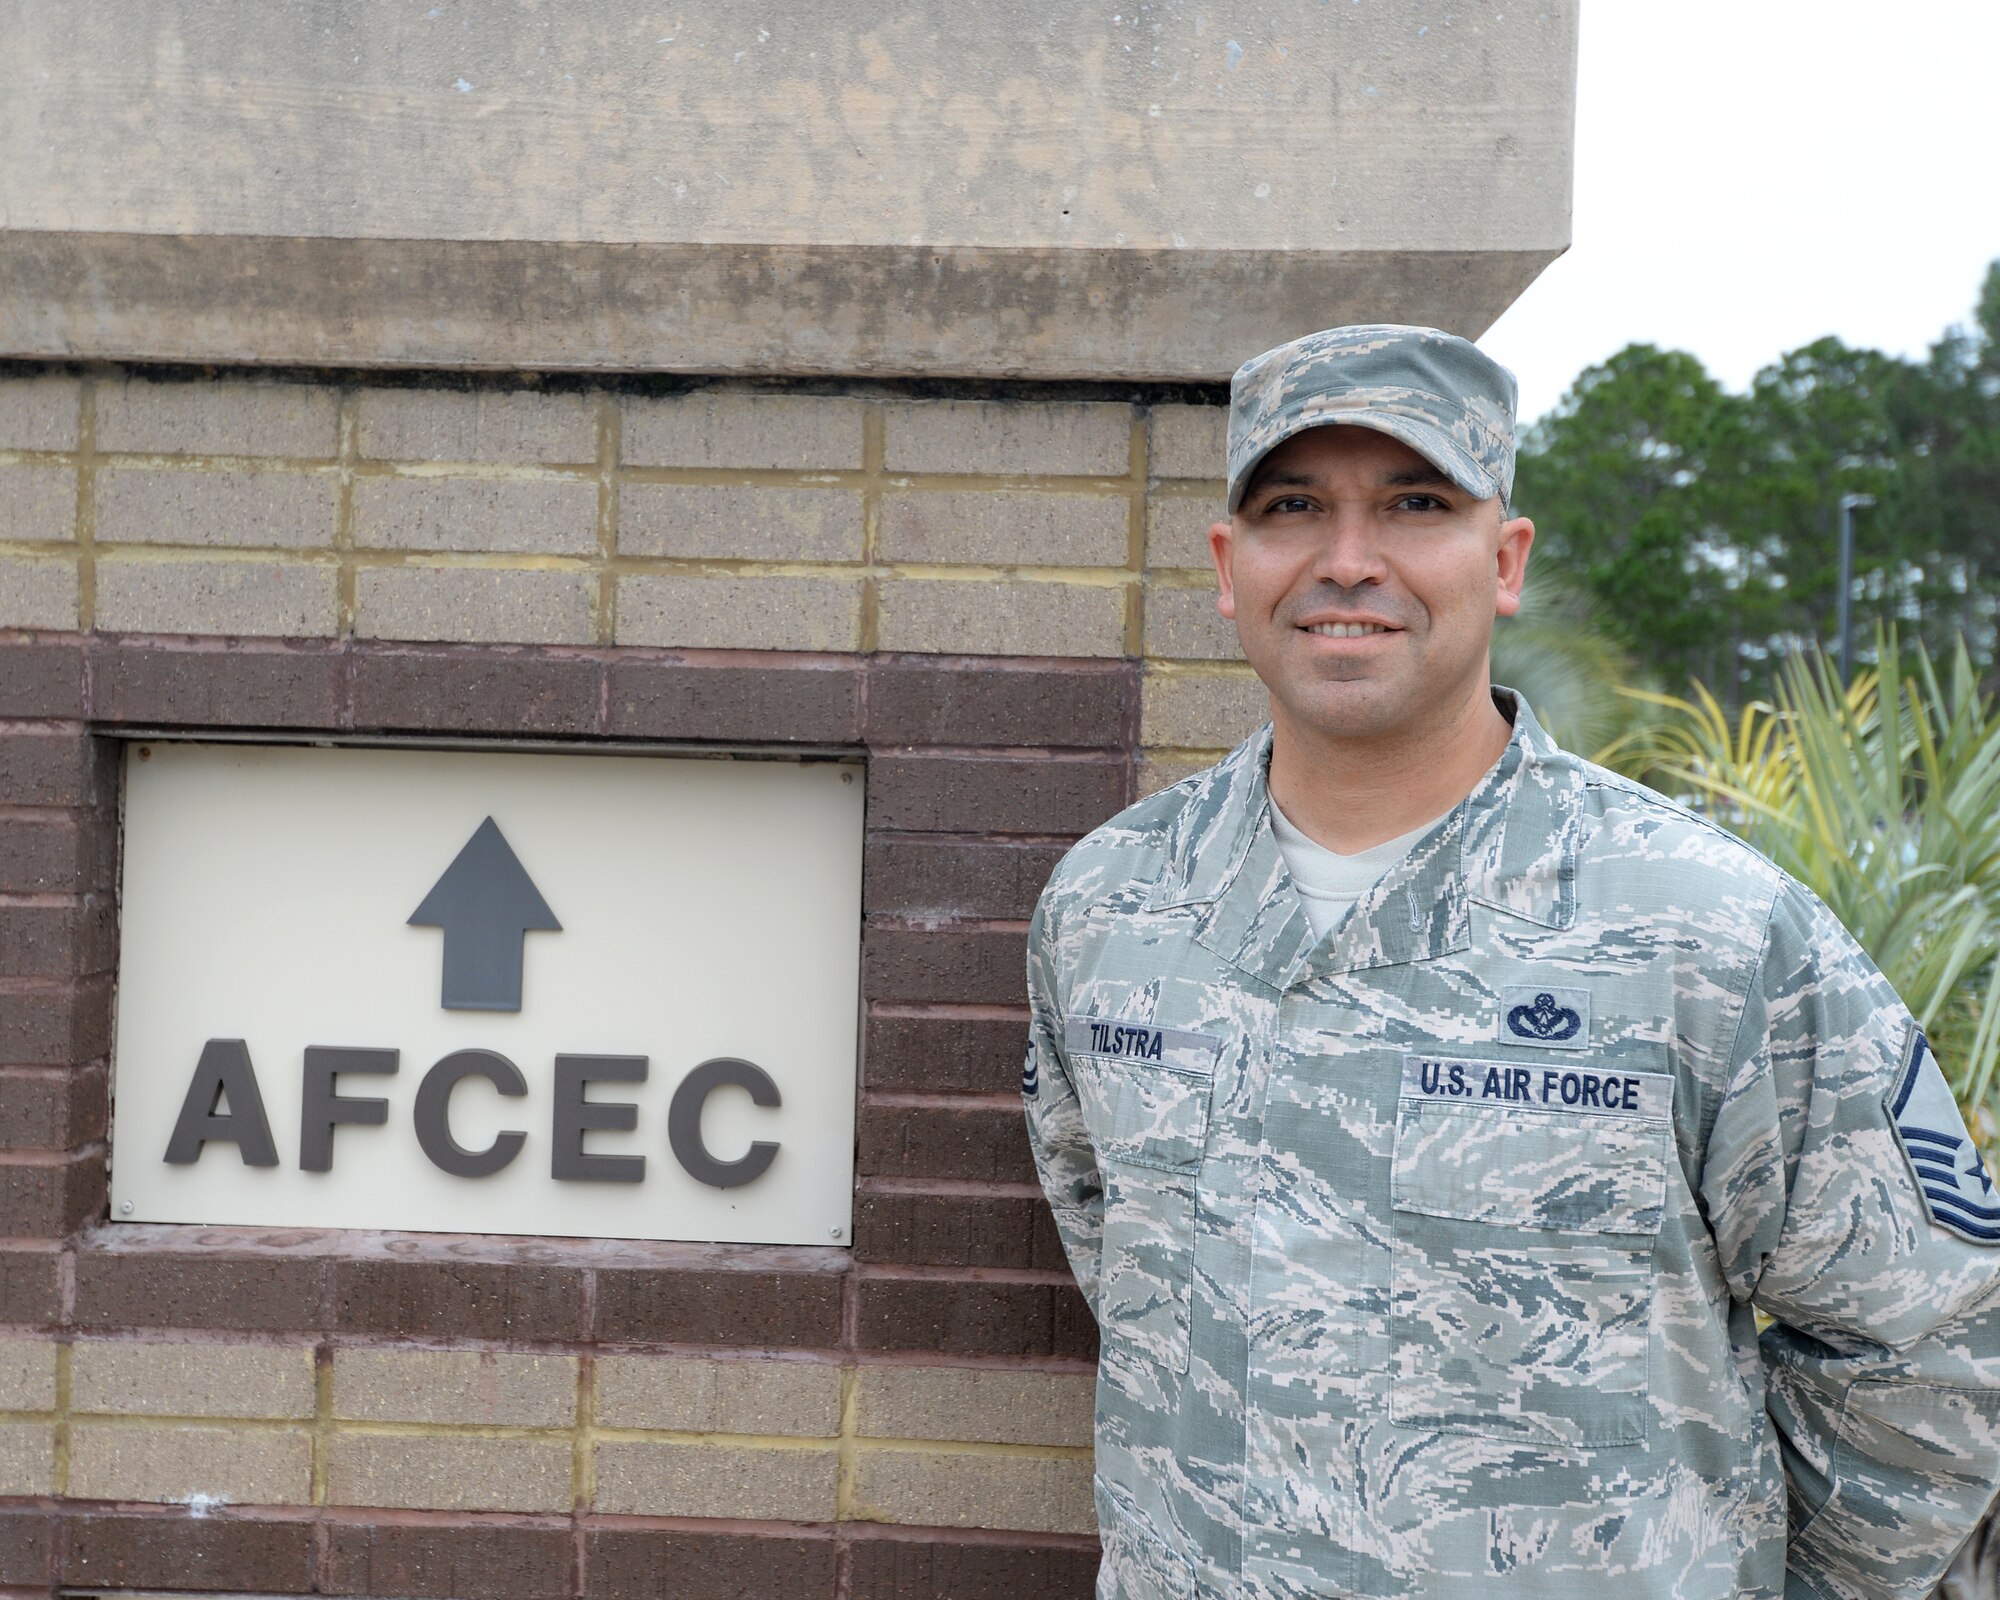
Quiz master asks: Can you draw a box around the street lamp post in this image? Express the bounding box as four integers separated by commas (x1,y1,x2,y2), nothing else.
1837,493,1875,684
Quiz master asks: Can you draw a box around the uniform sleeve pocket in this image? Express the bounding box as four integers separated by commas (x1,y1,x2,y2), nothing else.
1388,1089,1668,1449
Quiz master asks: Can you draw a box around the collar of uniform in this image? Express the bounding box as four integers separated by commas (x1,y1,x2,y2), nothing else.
1144,687,1581,936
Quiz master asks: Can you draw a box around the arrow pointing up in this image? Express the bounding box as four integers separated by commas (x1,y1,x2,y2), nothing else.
408,817,561,1013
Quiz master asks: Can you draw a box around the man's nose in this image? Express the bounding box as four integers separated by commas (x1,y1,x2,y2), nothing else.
1308,507,1389,589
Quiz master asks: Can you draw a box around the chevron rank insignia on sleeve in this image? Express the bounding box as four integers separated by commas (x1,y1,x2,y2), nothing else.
1888,1031,2000,1245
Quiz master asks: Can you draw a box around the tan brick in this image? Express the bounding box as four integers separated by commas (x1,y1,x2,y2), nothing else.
96,467,336,549
595,1355,840,1437
621,485,863,562
353,476,597,557
94,557,336,637
1144,497,1224,569
879,491,1128,568
854,1367,1093,1448
68,1422,312,1505
886,400,1130,477
875,578,1125,658
357,388,597,464
327,1432,572,1513
71,1340,315,1420
622,392,865,471
1144,585,1241,661
96,379,337,458
617,573,860,651
1149,405,1228,479
0,1338,57,1411
1139,751,1217,796
0,556,80,629
851,1447,1093,1534
0,374,81,451
354,566,594,646
0,1422,54,1496
1141,670,1268,749
0,462,76,542
335,1348,576,1428
593,1440,838,1521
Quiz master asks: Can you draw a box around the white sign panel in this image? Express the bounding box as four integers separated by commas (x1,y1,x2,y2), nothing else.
111,743,864,1246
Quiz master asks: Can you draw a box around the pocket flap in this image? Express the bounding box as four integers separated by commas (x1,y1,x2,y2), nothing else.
1394,1056,1669,1234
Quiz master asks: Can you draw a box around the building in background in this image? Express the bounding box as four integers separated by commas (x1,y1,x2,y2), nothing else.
0,6,1575,1595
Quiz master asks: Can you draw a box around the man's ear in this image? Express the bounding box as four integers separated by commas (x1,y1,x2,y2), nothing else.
1494,514,1534,618
1209,520,1237,619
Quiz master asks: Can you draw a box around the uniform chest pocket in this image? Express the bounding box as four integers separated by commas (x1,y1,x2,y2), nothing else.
1387,1060,1670,1450
1068,1017,1218,1389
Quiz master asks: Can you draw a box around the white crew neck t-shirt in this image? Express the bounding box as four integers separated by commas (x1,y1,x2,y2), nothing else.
1268,800,1453,938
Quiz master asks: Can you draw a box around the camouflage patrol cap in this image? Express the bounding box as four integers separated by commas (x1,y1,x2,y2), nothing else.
1226,324,1519,511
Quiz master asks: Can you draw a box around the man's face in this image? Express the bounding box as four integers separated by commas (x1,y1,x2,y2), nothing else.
1209,424,1534,743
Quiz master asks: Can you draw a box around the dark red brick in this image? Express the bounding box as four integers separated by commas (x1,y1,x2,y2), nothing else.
0,730,95,807
63,1511,313,1593
858,1101,1035,1184
864,1013,1029,1095
0,898,114,980
74,1247,324,1331
0,1150,104,1237
586,1529,836,1600
865,658,1132,749
350,647,602,737
323,1521,574,1598
0,1244,60,1324
0,1066,105,1150
607,658,861,744
848,1533,1099,1600
864,838,1066,921
0,815,93,893
869,754,1126,835
0,1506,53,1585
864,928,1028,1006
0,638,86,719
854,1274,1097,1359
0,976,112,1066
853,1190,1068,1271
332,1258,586,1342
592,1264,842,1348
89,639,344,729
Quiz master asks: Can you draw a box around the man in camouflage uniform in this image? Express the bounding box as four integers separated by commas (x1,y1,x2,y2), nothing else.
1023,325,2000,1599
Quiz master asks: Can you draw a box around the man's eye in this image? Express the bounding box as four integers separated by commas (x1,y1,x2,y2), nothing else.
1394,494,1448,512
1265,496,1316,515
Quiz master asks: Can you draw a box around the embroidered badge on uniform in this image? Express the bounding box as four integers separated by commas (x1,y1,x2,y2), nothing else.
1888,1030,2000,1245
1499,986,1591,1051
1022,1052,1039,1098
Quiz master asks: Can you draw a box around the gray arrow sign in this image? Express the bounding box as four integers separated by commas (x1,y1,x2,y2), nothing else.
408,817,562,1012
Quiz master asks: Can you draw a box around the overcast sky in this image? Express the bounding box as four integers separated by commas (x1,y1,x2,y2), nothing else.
1481,2,2000,424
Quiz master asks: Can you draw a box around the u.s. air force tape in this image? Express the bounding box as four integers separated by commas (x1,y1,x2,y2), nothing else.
1402,1054,1672,1120
1065,1017,1221,1075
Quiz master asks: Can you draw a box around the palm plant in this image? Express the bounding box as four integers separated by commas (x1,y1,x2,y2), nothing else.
1604,632,2000,1136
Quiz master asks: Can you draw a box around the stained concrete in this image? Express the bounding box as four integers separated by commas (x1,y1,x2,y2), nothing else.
0,3,1576,378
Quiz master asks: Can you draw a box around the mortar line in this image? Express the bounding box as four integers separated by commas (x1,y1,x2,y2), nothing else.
310,1343,333,1506
859,407,885,652
334,390,359,637
1124,412,1149,657
50,1338,71,1497
73,380,97,631
595,395,621,648
573,1350,596,1515
834,1365,860,1523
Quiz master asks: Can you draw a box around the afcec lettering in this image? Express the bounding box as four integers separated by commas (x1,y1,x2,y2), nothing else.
162,1039,782,1190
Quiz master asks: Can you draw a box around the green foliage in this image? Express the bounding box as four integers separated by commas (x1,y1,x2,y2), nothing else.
1518,261,2000,699
1491,572,1654,756
1605,632,2000,1135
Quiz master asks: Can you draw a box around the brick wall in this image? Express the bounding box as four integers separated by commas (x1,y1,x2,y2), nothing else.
0,369,1260,1598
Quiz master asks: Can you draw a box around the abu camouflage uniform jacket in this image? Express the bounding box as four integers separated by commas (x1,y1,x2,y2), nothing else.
1023,695,2000,1600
